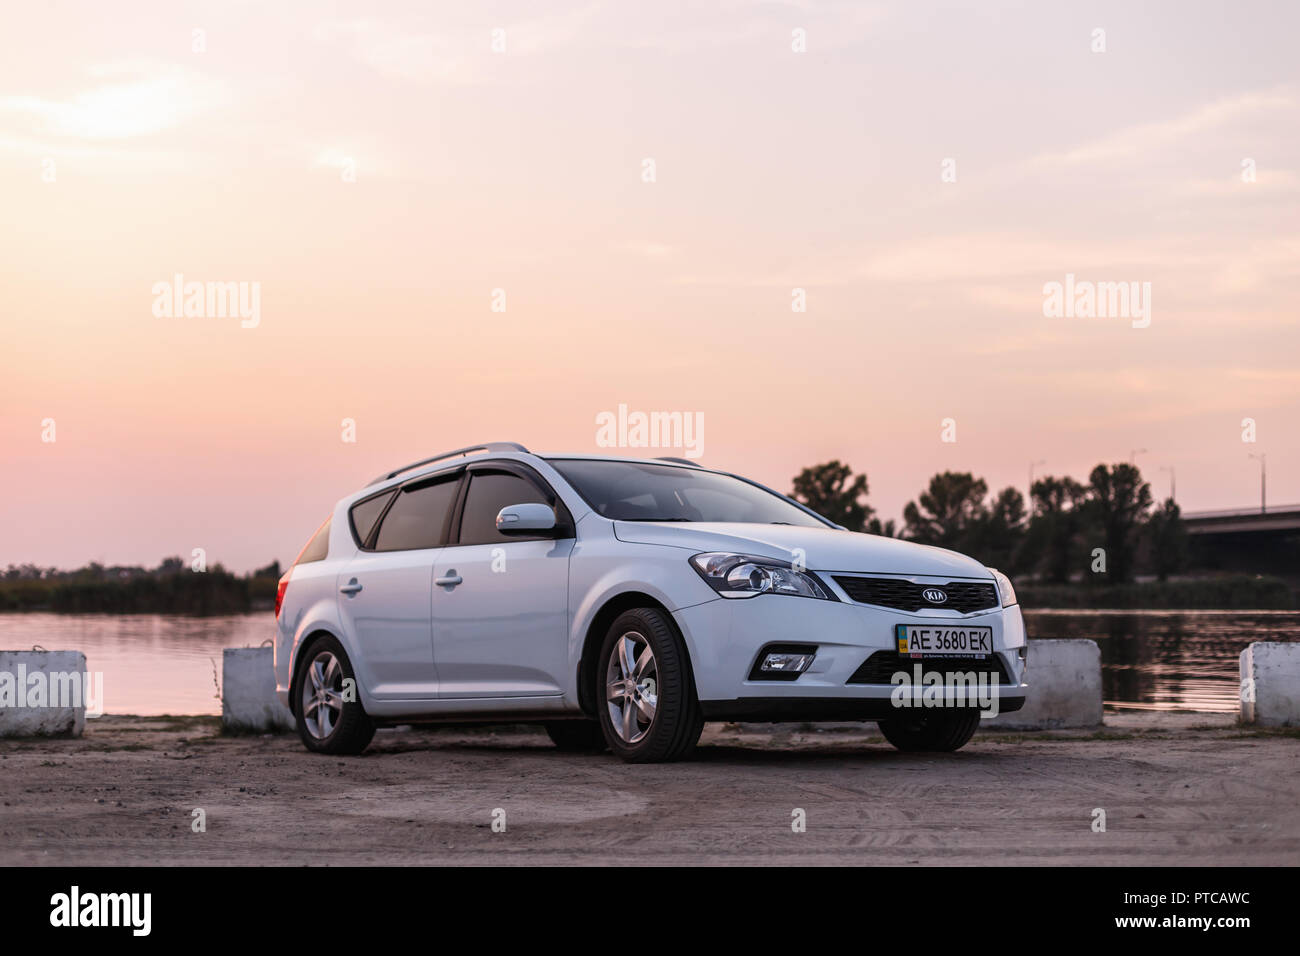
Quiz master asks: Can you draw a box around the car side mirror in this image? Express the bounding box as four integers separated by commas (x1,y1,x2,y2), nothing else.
495,502,557,535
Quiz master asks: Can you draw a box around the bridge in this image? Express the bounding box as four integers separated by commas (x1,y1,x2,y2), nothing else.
1182,505,1300,536
1180,506,1300,580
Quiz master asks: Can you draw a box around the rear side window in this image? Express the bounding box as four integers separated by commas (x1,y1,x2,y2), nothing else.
457,471,551,546
373,477,459,552
296,518,331,564
349,491,395,547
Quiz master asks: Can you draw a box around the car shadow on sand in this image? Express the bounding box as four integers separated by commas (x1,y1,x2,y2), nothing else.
362,727,1021,768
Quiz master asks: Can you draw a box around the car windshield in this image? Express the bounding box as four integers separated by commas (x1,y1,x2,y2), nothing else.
548,459,829,527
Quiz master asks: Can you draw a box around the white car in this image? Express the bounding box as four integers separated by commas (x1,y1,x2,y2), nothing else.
274,443,1028,762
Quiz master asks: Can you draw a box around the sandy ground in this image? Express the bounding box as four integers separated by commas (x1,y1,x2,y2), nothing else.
1,713,1296,865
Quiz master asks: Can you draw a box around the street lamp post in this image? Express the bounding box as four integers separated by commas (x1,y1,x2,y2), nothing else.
1130,448,1148,466
1249,453,1266,513
1028,459,1046,505
1159,465,1176,503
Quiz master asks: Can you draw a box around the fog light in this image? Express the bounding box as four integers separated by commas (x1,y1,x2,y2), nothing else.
749,644,818,681
761,652,814,674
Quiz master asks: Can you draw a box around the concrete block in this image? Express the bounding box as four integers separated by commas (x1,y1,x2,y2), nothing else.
1240,642,1300,727
0,651,90,737
985,639,1103,730
222,647,294,733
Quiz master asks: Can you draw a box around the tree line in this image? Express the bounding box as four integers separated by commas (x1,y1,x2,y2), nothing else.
791,460,1189,584
0,558,283,614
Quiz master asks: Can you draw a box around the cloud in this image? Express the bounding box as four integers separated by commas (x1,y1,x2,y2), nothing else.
0,61,229,141
310,145,396,179
1172,169,1300,197
313,5,601,86
314,20,463,85
1005,365,1300,428
618,0,886,53
1025,89,1295,169
624,240,675,258
1206,235,1300,294
858,234,1191,283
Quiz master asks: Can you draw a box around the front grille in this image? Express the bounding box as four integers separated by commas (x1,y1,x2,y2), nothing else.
832,576,997,613
847,650,1013,685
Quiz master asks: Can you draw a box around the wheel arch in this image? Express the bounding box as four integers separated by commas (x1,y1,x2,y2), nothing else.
576,591,694,717
287,628,348,717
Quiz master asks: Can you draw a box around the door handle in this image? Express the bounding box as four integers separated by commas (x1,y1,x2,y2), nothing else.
339,579,363,595
435,572,463,587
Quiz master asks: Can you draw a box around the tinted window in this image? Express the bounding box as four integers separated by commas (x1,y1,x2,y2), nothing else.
549,459,827,527
458,472,551,545
296,518,331,564
373,478,459,552
349,491,394,547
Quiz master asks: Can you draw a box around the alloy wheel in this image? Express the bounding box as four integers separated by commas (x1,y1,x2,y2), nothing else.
301,650,345,740
605,630,658,743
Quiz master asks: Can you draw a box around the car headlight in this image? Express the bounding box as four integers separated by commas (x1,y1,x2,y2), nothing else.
988,568,1017,607
690,552,835,600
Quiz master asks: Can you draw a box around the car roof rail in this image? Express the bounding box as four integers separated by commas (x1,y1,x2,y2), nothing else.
367,442,530,486
654,456,701,467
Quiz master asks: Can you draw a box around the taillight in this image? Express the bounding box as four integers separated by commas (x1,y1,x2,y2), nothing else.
275,570,291,619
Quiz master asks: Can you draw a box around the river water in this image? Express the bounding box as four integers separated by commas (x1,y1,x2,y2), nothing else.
1,610,1296,716
1024,609,1300,713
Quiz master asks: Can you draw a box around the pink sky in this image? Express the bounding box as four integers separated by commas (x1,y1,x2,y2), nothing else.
2,1,1298,571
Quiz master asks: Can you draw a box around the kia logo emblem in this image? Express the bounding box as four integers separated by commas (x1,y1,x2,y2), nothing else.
922,588,947,604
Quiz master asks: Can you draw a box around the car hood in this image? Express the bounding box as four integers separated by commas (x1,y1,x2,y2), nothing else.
612,521,992,579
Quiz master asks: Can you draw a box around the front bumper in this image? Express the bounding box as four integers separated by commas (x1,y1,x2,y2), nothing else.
673,589,1028,721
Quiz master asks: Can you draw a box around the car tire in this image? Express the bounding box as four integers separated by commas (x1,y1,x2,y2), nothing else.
596,607,704,763
292,635,375,755
544,720,607,753
877,709,981,752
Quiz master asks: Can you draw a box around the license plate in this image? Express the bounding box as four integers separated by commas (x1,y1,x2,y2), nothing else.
896,623,993,658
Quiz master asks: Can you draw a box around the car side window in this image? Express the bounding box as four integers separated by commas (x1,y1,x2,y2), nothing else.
349,491,394,547
457,471,552,546
373,477,459,552
296,517,332,563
